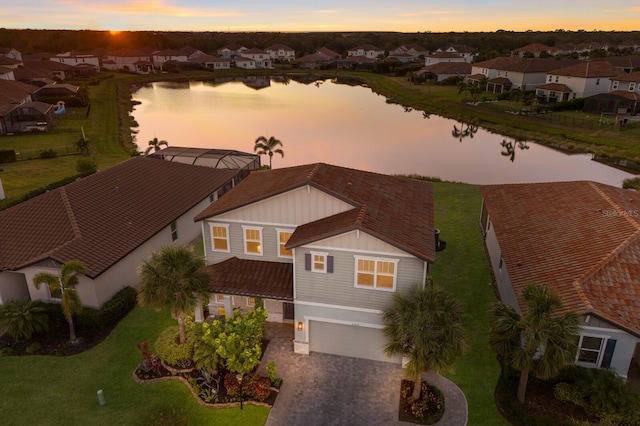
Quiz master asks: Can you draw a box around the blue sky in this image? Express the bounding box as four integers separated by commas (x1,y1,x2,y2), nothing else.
3,0,638,32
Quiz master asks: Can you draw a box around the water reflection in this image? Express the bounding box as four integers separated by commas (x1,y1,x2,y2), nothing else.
130,78,635,186
500,139,530,162
451,121,479,142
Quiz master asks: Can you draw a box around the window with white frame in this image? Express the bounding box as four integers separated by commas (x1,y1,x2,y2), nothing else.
354,257,398,291
211,224,230,252
243,226,263,255
577,335,604,365
630,82,636,91
277,229,293,258
311,252,327,273
612,81,619,90
246,297,256,307
48,282,62,300
215,294,225,303
170,221,178,241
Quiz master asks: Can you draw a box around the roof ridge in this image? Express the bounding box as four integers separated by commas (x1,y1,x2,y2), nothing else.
588,181,640,231
59,187,81,239
306,163,322,181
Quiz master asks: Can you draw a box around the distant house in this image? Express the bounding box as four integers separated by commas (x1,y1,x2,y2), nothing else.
51,51,100,72
102,48,154,73
415,62,471,83
0,47,22,61
0,80,47,134
0,150,260,308
584,71,640,115
480,181,640,379
435,45,475,63
0,56,22,69
512,43,552,58
20,59,72,81
193,163,435,363
239,49,272,69
389,44,429,60
537,61,620,101
347,44,384,59
294,48,340,69
424,52,466,66
609,71,640,93
591,56,640,74
471,57,580,92
217,45,247,59
34,83,79,100
190,54,230,70
0,66,14,80
336,56,376,70
234,56,256,70
265,44,295,62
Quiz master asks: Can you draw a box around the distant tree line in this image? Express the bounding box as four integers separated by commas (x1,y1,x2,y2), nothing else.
1,28,638,60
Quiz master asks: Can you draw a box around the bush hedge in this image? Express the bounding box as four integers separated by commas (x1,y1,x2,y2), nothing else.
154,326,196,368
0,149,17,163
49,286,137,334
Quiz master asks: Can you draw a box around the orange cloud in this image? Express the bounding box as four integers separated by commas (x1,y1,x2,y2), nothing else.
93,0,244,18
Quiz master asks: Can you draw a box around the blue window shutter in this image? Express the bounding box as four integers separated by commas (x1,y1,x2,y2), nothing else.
327,256,334,273
601,339,616,368
304,253,311,271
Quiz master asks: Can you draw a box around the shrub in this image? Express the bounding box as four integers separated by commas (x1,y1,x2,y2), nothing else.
0,299,50,342
136,341,162,374
266,360,282,387
74,286,137,333
224,372,241,398
154,326,195,368
244,373,272,402
0,149,16,163
25,342,42,354
39,149,57,159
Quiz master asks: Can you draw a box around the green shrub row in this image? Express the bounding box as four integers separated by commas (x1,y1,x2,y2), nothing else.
49,286,137,334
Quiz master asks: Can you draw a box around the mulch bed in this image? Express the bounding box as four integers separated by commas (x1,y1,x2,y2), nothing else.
398,379,445,425
0,320,116,356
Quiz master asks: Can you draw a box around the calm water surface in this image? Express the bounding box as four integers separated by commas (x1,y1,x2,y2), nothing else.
131,77,634,186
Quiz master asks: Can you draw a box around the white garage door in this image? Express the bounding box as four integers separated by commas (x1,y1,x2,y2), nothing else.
309,320,401,364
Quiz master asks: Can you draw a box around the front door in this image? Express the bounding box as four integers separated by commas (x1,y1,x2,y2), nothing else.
283,302,294,321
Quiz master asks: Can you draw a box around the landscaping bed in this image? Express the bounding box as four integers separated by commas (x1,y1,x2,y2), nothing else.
398,379,445,425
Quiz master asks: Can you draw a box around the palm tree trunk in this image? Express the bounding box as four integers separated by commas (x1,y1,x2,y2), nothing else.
517,368,529,404
177,314,186,344
67,317,77,343
268,152,273,168
412,373,423,400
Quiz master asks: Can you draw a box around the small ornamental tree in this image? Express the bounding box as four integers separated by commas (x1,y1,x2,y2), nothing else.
195,308,267,376
0,299,50,342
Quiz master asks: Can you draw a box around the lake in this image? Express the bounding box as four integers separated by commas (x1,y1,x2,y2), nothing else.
131,76,634,186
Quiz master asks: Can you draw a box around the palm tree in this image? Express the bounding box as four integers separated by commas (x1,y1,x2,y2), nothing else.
383,280,467,400
254,136,284,168
451,121,478,142
144,137,169,155
489,283,579,404
0,299,50,342
32,260,87,343
137,245,211,344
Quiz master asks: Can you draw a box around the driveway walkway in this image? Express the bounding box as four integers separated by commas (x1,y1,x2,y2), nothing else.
257,323,467,426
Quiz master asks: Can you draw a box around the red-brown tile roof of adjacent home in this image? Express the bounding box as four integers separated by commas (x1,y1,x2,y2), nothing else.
0,157,239,278
204,257,293,300
549,61,621,78
612,71,640,83
481,181,640,335
513,43,552,54
195,163,435,262
420,62,472,75
536,83,573,92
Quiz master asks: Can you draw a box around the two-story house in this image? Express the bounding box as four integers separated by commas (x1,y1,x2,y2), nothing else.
347,44,384,59
51,51,100,72
102,48,154,73
239,49,272,69
480,181,640,379
265,44,295,63
193,163,436,363
536,61,620,101
435,45,475,63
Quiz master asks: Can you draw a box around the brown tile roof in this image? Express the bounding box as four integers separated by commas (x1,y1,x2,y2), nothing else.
0,157,239,277
606,91,640,101
204,257,293,300
265,44,294,52
612,71,640,83
195,163,435,262
475,57,580,73
481,181,640,335
549,61,620,78
514,43,552,54
536,83,572,92
420,62,471,75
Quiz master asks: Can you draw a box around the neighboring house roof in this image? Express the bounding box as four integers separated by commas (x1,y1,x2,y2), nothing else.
0,56,21,66
242,48,268,54
295,52,333,64
549,61,621,78
12,101,53,114
265,44,294,52
205,257,293,301
107,48,151,57
0,157,239,278
427,52,462,59
602,91,640,101
481,181,640,336
190,53,229,63
0,79,38,103
419,62,471,75
612,71,640,83
439,44,474,53
536,83,573,92
349,44,382,51
195,163,436,262
474,57,580,73
487,77,512,85
514,43,552,54
316,47,340,59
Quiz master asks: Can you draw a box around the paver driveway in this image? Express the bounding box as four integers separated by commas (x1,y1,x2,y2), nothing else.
257,323,467,426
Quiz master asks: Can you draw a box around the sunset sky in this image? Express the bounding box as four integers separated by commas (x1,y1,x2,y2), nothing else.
3,0,639,32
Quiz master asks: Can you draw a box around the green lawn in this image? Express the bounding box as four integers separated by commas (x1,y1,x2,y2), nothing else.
0,307,270,426
430,182,508,426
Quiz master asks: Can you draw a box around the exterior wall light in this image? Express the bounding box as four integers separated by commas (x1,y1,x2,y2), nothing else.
297,321,303,331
